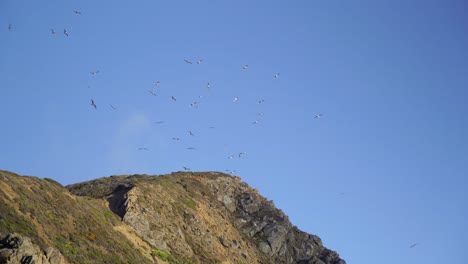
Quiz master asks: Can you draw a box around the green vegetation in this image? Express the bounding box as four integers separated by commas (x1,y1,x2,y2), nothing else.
0,171,151,264
151,248,196,264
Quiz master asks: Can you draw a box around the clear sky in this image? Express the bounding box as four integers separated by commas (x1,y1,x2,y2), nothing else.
1,0,467,263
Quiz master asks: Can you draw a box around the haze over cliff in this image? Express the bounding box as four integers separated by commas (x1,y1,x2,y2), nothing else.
0,170,345,264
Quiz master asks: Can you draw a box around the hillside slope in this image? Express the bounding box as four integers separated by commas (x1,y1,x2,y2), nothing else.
0,170,345,264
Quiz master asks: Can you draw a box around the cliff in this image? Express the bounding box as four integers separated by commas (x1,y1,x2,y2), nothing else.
0,170,345,264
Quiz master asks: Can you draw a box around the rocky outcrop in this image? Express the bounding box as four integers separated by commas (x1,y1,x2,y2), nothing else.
204,174,345,264
0,170,345,264
0,233,67,264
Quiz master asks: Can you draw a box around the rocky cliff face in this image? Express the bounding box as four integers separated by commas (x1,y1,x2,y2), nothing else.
0,170,345,264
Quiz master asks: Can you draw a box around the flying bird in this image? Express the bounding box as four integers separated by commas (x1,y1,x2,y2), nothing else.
228,155,234,159
238,152,246,158
258,99,265,104
206,82,210,89
148,90,157,96
183,166,190,171
154,81,160,87
90,99,97,109
137,148,149,151
154,121,164,124
50,29,56,35
410,243,418,248
110,104,117,110
274,73,280,78
188,131,195,136
8,24,12,30
90,70,100,75
190,101,198,107
225,169,236,175
172,137,180,140
184,59,192,64
74,11,82,15
197,59,203,64
252,120,259,124
233,97,238,103
257,112,264,116
242,65,248,70
63,29,69,37
187,147,196,150
314,114,323,119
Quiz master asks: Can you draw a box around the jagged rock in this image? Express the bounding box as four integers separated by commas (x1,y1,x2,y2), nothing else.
0,170,345,264
0,233,67,264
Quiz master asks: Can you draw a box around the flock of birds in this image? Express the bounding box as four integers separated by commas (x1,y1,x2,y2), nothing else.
5,11,423,250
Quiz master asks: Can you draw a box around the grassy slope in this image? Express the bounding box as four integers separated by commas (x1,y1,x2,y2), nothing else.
0,170,152,264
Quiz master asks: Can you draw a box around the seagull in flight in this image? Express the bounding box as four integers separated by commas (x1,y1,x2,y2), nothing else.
252,120,259,125
184,59,192,64
197,59,203,64
228,155,234,159
148,90,157,96
183,166,190,171
90,99,97,109
233,97,238,103
242,65,248,70
90,70,100,75
63,29,69,37
154,81,160,87
154,121,164,124
138,148,149,151
172,137,180,140
188,131,195,136
110,104,117,110
238,152,246,158
206,82,210,89
274,73,280,78
410,243,418,248
190,101,198,108
314,114,323,119
225,169,236,175
258,99,265,104
50,29,56,35
8,24,12,30
171,96,177,102
74,11,82,15
187,147,196,150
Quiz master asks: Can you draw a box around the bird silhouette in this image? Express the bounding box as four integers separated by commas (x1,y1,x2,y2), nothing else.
148,90,157,96
197,59,203,64
188,131,195,136
184,59,192,64
63,29,69,37
137,148,149,151
90,99,97,109
50,29,56,35
110,104,117,110
171,96,177,101
314,114,323,119
8,24,12,30
183,166,190,171
410,243,418,248
274,73,280,78
242,65,248,70
74,11,82,15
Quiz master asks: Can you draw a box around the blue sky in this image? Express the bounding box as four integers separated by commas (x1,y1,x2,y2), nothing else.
1,1,467,263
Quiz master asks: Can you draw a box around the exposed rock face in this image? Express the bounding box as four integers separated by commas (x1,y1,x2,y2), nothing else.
0,170,345,264
0,233,67,264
